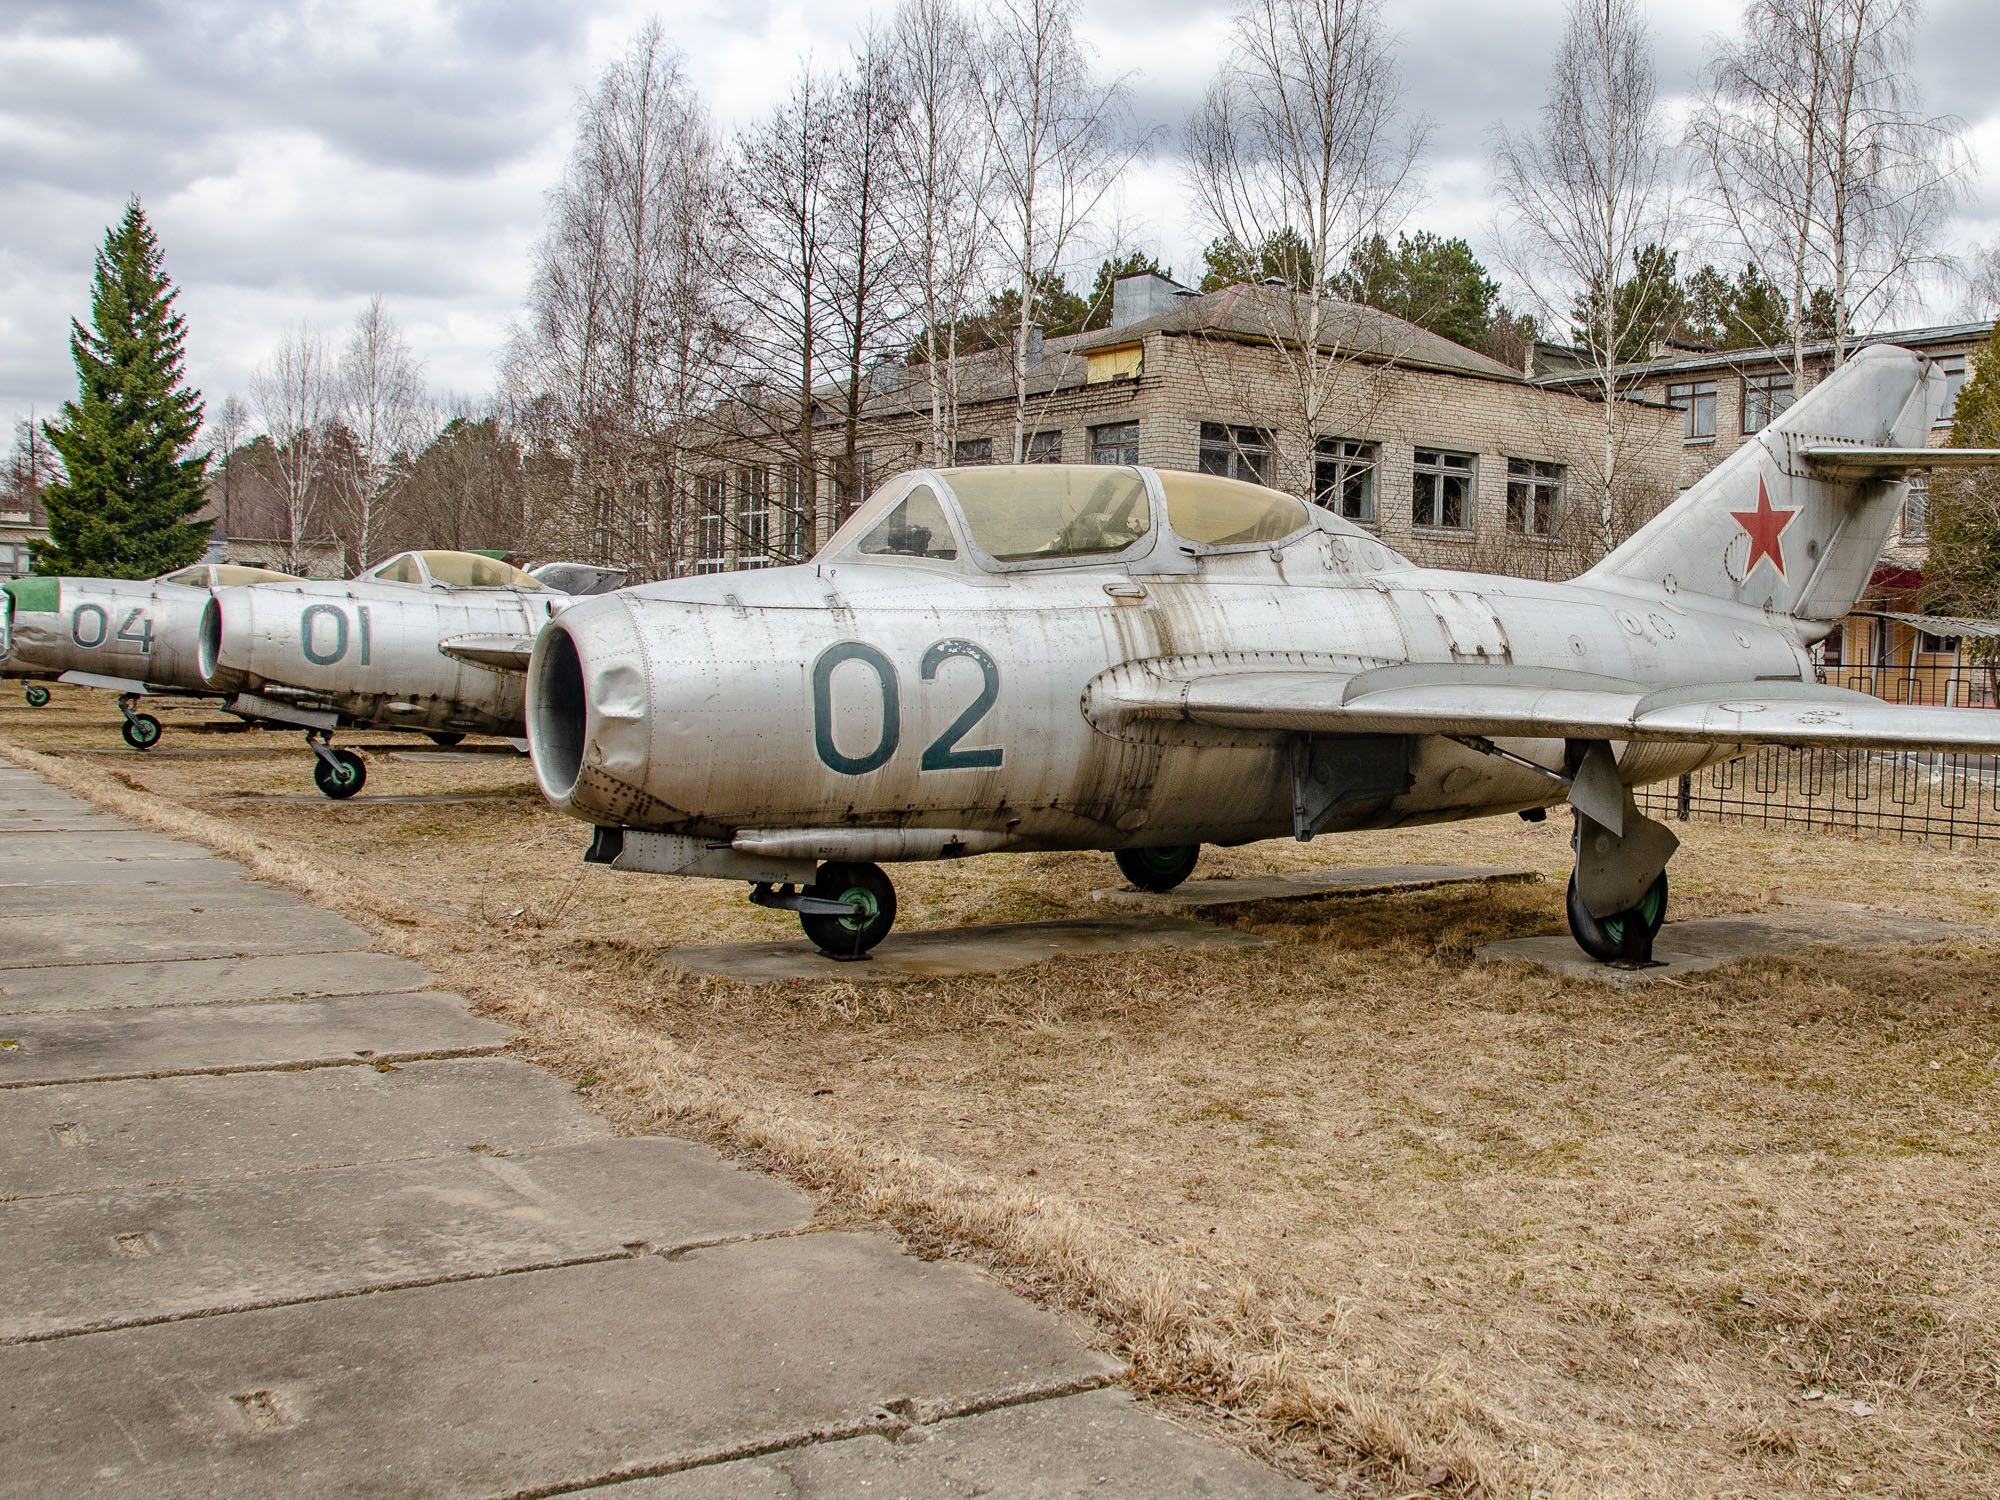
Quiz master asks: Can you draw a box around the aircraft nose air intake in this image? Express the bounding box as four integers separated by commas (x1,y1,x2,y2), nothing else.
197,593,248,693
525,596,653,820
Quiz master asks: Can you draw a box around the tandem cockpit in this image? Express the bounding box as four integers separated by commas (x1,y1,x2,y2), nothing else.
820,464,1409,575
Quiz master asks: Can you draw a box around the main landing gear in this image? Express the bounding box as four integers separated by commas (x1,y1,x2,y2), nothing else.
1566,870,1669,964
751,860,898,958
304,729,366,800
116,694,162,751
1563,741,1679,966
23,684,49,708
1114,844,1201,892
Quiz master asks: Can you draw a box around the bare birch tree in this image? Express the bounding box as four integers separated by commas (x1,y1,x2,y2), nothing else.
250,324,335,574
982,0,1140,461
727,67,842,557
336,296,427,569
206,393,248,542
1493,0,1678,557
888,0,992,465
512,22,731,577
1690,0,1967,380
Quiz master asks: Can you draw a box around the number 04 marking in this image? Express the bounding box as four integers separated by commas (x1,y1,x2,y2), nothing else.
811,638,1003,777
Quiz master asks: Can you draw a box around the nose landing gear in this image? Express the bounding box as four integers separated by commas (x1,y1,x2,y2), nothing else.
116,694,162,751
304,730,366,800
750,860,898,958
23,684,49,708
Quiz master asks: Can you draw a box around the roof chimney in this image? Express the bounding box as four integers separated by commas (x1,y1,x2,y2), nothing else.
1111,271,1193,330
869,357,902,395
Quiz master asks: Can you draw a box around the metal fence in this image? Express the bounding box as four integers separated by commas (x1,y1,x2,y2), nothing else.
1635,747,2000,848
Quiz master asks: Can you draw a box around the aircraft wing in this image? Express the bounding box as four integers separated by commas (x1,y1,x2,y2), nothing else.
1090,662,2000,754
438,633,536,671
1797,446,2000,479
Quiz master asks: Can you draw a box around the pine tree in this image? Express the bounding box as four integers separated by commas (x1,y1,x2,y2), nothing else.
34,200,210,577
1923,329,2000,645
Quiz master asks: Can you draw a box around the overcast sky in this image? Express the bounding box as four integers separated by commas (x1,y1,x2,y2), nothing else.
3,0,1995,447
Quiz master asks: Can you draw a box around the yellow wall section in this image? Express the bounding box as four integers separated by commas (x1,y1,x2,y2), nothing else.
1086,345,1143,384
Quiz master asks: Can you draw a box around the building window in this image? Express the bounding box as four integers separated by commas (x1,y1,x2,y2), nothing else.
952,436,993,466
779,463,809,560
1821,624,1843,666
1666,380,1717,441
1090,421,1139,465
1314,438,1378,525
1920,628,1959,654
1901,471,1930,542
735,465,770,568
1198,422,1271,484
1742,370,1794,433
695,475,728,574
1026,429,1062,463
1412,448,1475,530
1506,458,1564,536
1935,356,1968,427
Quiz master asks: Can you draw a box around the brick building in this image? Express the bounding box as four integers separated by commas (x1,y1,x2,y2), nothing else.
690,274,1681,580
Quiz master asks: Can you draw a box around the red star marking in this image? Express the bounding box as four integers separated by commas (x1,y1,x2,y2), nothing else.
1730,475,1799,580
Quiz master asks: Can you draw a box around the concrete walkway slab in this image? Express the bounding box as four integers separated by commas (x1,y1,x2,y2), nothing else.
0,1138,812,1340
1094,862,1536,912
616,1387,1311,1499
0,857,248,889
0,991,507,1086
1476,900,1980,987
0,807,132,833
0,896,372,966
0,830,216,863
0,949,432,1016
0,1058,602,1197
667,915,1271,984
0,1238,1119,1500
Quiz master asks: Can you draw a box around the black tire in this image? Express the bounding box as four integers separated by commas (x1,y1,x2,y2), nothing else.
1566,871,1668,963
312,749,367,800
800,860,897,956
426,731,466,747
121,713,163,751
1114,843,1201,893
23,685,49,708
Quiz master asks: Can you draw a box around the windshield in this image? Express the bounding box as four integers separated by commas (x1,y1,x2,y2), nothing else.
159,564,293,587
418,551,544,589
858,483,958,560
941,465,1151,563
1156,470,1311,547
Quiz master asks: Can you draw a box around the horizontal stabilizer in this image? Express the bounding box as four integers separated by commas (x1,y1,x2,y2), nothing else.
1798,446,2000,479
438,634,535,671
1089,662,2000,756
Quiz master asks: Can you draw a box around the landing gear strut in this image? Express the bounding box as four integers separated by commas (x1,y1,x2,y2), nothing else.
752,860,897,958
23,684,49,708
305,730,366,800
1564,742,1678,965
117,694,162,751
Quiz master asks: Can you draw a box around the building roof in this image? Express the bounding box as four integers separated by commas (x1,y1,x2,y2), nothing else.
1535,320,1994,389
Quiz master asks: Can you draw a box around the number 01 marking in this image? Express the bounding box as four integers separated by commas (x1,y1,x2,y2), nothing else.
299,604,372,667
810,638,1002,777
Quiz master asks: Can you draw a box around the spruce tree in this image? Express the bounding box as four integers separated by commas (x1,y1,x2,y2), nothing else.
1923,330,2000,640
34,200,210,577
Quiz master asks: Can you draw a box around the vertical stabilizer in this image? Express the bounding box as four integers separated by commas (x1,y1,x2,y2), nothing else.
1582,344,1948,628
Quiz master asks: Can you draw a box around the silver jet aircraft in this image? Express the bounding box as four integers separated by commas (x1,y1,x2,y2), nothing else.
199,550,621,798
525,344,1999,963
1,563,294,746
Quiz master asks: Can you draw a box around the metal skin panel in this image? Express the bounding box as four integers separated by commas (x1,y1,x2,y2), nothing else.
525,344,1995,874
202,579,561,736
2,578,215,695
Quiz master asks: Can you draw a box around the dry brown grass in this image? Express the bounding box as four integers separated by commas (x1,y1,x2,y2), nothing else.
7,684,2000,1499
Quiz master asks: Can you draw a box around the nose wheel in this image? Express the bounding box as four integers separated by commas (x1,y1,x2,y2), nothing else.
116,694,162,751
23,684,49,708
783,861,897,957
304,730,366,800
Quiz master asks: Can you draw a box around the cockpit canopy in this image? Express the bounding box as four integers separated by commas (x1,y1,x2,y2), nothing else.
361,550,546,591
824,463,1343,572
158,564,295,588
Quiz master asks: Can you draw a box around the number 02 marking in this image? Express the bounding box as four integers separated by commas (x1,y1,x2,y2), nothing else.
811,638,1002,777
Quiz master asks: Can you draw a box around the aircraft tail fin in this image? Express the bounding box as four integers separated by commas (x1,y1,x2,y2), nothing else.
1581,344,1995,630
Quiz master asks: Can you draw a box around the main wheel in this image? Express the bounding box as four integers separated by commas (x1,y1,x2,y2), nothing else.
799,860,897,956
121,713,163,751
1114,843,1200,893
1566,871,1668,963
312,749,367,800
426,731,466,747
23,685,49,708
